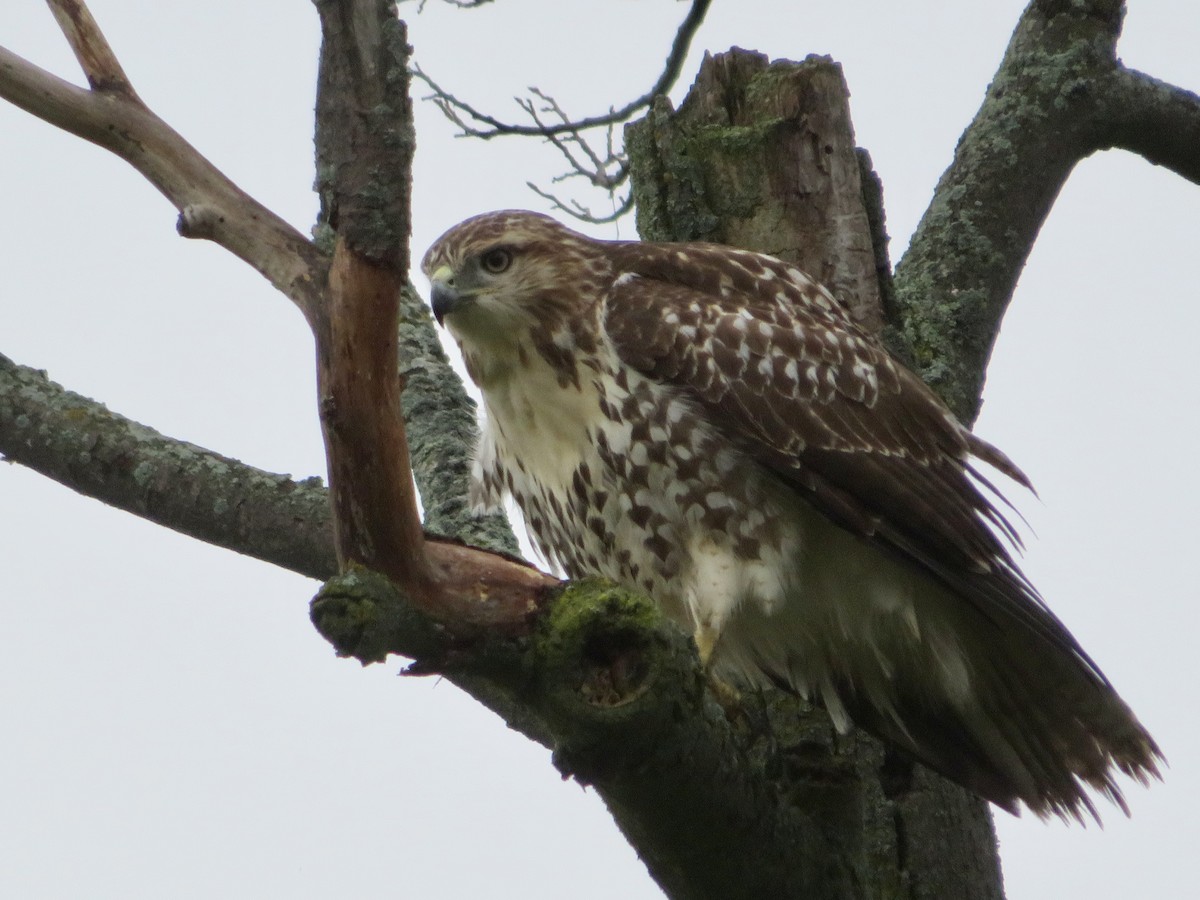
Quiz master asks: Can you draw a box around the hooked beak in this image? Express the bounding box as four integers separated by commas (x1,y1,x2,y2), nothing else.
429,266,463,326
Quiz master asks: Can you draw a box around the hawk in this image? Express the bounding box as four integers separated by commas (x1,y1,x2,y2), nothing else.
421,209,1161,820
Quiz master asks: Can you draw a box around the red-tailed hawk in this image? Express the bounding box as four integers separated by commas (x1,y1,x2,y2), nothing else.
421,209,1161,820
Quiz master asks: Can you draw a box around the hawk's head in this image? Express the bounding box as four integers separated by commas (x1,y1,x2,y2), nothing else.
421,210,609,340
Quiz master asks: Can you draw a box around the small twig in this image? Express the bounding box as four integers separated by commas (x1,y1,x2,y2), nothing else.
526,182,633,225
403,0,492,10
413,0,709,222
522,90,626,188
412,0,711,139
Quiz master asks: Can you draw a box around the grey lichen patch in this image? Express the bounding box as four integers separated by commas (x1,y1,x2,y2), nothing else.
893,1,1128,428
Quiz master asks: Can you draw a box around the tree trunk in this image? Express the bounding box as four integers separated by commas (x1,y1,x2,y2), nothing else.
626,49,1005,900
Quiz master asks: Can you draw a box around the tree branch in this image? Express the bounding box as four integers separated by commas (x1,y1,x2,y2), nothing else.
412,0,710,222
0,29,326,328
0,352,337,580
892,0,1199,424
0,0,553,632
1104,66,1200,183
412,0,711,139
307,0,551,628
46,0,139,99
0,347,551,633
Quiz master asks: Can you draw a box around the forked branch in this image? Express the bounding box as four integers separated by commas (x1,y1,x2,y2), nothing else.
0,0,556,634
893,0,1200,423
0,3,326,328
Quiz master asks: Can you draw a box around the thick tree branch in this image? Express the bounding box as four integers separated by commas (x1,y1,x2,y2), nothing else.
0,348,550,633
321,239,431,587
310,0,430,598
892,0,1199,423
307,0,554,629
0,0,552,631
0,352,337,580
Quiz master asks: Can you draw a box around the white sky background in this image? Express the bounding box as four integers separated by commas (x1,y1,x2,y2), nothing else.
0,1,1196,897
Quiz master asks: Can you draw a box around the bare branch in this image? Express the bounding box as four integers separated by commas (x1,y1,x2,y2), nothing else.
45,0,140,99
307,0,558,629
310,0,427,605
413,0,711,139
402,0,493,11
409,0,707,225
321,239,432,589
0,42,326,328
524,89,627,188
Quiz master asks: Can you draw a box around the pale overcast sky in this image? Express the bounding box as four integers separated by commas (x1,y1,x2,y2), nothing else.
1,2,1197,898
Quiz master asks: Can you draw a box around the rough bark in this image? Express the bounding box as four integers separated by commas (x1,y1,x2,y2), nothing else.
627,49,1003,900
629,52,884,334
893,0,1200,424
0,352,338,580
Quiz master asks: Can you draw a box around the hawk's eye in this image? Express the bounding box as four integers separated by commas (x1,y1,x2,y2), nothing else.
480,248,513,275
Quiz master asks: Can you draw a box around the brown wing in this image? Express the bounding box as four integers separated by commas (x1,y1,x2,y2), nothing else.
602,240,1100,670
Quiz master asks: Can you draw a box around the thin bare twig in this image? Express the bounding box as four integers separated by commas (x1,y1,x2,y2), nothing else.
527,182,633,224
404,0,493,11
412,0,710,221
413,0,711,139
524,89,626,188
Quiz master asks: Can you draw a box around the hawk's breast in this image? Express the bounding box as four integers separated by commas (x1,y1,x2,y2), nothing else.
473,335,803,640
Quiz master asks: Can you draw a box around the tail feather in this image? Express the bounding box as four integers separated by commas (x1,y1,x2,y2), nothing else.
716,550,1163,821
